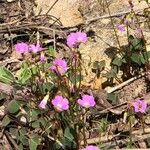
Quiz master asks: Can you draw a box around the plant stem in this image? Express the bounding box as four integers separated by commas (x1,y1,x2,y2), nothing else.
141,115,145,134
83,109,87,146
74,50,77,91
129,115,133,148
77,52,82,95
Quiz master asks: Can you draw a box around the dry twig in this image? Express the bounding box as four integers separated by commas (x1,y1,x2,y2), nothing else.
4,131,19,150
81,127,150,146
105,72,146,93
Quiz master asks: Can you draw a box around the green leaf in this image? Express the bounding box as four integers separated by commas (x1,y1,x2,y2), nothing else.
112,56,123,67
53,142,63,150
105,68,117,79
31,66,38,75
29,135,41,150
128,35,145,51
143,51,150,60
39,83,55,95
19,128,28,146
7,100,21,114
107,93,119,105
20,127,27,135
39,117,47,127
48,46,56,57
62,127,76,149
28,109,40,122
2,115,11,127
146,138,150,147
64,127,74,141
130,53,141,65
18,68,32,84
140,54,146,64
0,67,14,84
93,60,106,71
30,109,39,121
31,121,40,128
9,128,18,138
69,74,83,85
68,70,83,85
18,143,23,150
19,134,28,146
128,35,145,50
63,127,76,148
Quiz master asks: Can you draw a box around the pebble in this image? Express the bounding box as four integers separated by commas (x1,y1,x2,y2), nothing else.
7,0,15,2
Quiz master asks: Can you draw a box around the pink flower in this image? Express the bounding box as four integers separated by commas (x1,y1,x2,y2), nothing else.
51,58,68,75
39,53,46,62
15,42,29,54
29,43,43,53
117,24,126,32
133,99,147,113
77,95,95,108
83,145,100,150
67,31,87,47
52,96,69,112
135,28,143,38
39,95,49,109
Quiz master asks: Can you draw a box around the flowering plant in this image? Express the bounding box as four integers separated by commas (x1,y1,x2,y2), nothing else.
0,32,98,150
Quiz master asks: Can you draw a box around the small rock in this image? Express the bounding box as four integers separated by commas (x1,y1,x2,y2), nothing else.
7,0,15,2
20,116,27,123
34,0,83,27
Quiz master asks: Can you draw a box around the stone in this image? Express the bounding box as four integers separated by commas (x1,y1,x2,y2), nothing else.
34,0,84,27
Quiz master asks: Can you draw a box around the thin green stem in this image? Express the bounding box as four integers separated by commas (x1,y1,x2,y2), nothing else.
141,115,145,134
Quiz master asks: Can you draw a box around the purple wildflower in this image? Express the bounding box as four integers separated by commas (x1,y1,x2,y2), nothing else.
52,95,69,112
76,32,87,43
39,53,46,62
83,145,100,150
67,31,87,48
51,58,68,75
133,99,147,113
38,95,49,109
77,94,96,108
135,28,143,38
29,43,43,53
117,24,126,32
15,42,29,54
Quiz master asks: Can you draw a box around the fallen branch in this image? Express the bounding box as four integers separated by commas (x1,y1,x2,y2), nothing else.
0,58,20,66
86,7,149,24
4,131,19,150
105,72,146,93
81,127,150,146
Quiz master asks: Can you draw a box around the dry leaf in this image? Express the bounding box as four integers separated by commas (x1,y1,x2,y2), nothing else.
92,77,102,90
0,82,13,95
